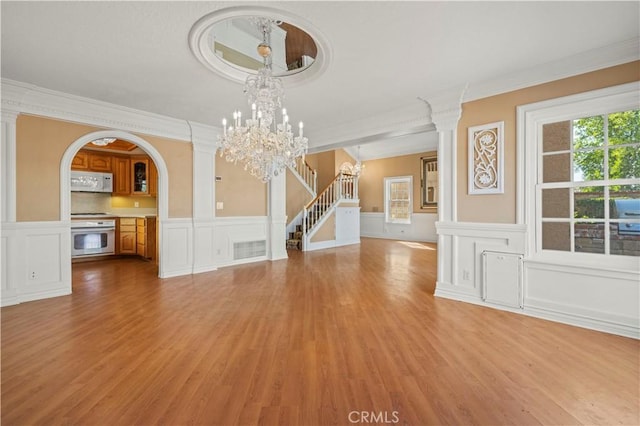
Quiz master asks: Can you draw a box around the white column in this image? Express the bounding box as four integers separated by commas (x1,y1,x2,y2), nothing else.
1,111,18,223
268,172,288,261
191,122,218,273
425,86,465,291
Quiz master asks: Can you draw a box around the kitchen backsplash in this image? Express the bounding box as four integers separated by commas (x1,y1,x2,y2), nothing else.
71,192,157,215
71,192,111,213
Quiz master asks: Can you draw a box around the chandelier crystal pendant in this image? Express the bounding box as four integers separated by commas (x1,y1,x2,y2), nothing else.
217,18,308,182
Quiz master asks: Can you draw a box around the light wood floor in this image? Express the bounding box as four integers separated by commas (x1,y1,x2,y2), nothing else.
2,238,638,425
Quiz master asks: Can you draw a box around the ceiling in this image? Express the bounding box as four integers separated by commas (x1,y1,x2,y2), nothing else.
2,1,638,161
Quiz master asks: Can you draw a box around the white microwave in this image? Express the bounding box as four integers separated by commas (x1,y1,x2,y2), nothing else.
70,171,113,193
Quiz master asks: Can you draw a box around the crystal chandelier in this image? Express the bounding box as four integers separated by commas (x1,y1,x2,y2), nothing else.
217,18,308,182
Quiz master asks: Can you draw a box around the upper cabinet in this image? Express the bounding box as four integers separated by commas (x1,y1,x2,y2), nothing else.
72,149,157,197
131,157,150,195
71,150,112,172
112,156,131,196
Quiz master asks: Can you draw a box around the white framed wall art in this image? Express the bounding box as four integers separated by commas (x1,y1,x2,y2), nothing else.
468,121,504,195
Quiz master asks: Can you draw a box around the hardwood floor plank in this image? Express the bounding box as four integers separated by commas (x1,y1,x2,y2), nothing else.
2,239,638,425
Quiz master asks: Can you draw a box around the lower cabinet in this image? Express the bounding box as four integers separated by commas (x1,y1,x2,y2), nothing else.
136,217,156,261
117,218,137,255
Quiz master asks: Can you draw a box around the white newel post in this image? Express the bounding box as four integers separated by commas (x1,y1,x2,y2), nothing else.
191,122,218,274
268,172,288,261
425,87,465,292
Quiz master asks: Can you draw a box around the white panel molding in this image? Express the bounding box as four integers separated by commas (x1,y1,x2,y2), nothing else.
268,173,288,261
0,79,215,142
434,221,639,338
160,218,194,278
464,37,640,103
192,219,217,274
360,212,437,242
523,298,639,339
436,221,528,237
214,216,268,267
1,221,71,306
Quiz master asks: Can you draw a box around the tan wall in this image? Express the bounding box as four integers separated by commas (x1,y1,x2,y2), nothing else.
358,151,436,214
457,61,640,223
140,133,192,218
215,156,267,217
310,211,335,242
286,168,314,226
334,148,355,173
306,151,336,191
15,114,192,221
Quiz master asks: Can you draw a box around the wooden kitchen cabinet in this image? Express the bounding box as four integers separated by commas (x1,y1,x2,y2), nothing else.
71,151,89,170
112,156,131,195
117,217,137,255
88,154,111,172
71,149,112,172
131,157,150,195
148,160,157,197
136,217,156,261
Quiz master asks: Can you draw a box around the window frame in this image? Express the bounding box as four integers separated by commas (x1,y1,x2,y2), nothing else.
519,82,639,271
384,175,413,224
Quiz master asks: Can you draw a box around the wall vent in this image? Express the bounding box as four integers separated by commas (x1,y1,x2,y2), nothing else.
233,240,267,260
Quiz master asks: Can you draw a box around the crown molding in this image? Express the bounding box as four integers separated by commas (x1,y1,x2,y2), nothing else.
464,37,640,103
0,79,217,143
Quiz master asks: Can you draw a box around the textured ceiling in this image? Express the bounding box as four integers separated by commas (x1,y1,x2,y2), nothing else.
2,1,638,159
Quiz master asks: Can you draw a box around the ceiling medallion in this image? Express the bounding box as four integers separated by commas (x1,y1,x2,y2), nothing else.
188,6,331,85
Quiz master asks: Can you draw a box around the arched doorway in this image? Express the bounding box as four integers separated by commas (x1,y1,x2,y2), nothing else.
60,130,169,277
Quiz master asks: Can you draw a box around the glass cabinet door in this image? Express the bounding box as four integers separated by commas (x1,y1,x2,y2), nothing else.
132,158,149,194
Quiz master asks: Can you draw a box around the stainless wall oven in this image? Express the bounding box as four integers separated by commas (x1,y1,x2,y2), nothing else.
71,219,116,257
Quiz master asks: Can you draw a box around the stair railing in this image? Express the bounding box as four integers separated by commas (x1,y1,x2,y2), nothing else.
302,172,358,236
294,157,317,194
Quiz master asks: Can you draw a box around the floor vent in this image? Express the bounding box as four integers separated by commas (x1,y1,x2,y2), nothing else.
233,240,267,260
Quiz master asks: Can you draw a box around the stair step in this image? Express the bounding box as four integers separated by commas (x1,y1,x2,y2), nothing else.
286,238,302,250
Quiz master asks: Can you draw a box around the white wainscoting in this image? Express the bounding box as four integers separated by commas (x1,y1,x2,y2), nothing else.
192,219,217,275
524,261,639,338
160,218,194,278
435,221,639,338
213,216,269,267
1,221,72,307
360,212,437,242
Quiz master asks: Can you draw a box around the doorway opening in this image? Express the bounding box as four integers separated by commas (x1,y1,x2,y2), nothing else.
61,130,169,279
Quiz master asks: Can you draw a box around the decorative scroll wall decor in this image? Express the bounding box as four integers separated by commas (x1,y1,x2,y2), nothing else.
468,121,504,194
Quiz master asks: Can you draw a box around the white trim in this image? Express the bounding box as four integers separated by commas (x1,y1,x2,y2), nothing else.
1,112,18,223
518,82,640,271
436,221,527,236
1,79,207,142
384,175,413,225
435,287,639,339
188,6,332,88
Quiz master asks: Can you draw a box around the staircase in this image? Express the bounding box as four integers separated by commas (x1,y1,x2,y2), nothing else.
287,172,359,251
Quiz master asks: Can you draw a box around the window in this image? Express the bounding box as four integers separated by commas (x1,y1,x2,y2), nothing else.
385,176,412,224
539,109,639,257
